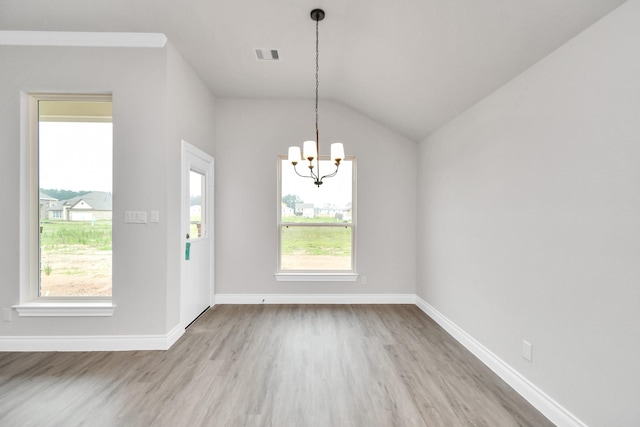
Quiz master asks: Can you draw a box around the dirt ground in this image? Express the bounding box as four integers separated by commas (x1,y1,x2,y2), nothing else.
40,249,112,297
39,252,347,296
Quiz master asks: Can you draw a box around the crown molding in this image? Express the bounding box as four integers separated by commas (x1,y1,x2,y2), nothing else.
0,31,167,48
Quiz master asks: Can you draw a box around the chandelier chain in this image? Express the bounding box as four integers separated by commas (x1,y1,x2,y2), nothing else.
315,16,319,137
288,9,342,188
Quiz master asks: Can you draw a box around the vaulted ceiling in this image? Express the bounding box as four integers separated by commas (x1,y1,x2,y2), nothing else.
0,0,627,141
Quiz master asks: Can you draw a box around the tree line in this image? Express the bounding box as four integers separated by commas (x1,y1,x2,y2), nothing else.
40,188,90,201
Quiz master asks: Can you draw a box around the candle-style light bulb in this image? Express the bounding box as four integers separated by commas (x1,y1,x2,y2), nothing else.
303,140,317,161
288,146,301,165
331,142,344,164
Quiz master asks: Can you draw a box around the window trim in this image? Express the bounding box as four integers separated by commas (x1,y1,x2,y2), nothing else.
18,93,114,316
275,273,359,282
12,302,116,317
275,155,358,281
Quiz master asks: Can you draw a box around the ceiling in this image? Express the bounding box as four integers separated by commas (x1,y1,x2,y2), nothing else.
0,0,627,141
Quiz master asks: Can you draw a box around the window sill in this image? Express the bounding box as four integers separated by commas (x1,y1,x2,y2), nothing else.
12,302,116,317
275,273,359,282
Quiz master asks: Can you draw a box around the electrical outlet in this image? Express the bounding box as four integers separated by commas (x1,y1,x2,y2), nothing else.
522,340,533,362
3,308,12,322
360,275,367,285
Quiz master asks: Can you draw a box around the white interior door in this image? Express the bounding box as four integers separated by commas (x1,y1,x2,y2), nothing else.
181,140,214,328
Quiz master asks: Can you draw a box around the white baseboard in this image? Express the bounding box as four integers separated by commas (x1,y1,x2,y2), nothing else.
0,323,184,352
165,323,185,349
414,296,587,427
215,293,417,305
0,293,587,427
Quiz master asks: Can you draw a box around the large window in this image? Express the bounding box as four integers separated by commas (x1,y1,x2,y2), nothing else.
31,94,113,299
277,156,356,278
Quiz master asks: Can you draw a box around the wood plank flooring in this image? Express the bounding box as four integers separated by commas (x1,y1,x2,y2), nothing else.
0,305,554,427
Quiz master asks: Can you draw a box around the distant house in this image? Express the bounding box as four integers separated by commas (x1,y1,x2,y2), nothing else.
342,202,352,222
318,206,337,217
295,203,314,218
39,192,58,220
48,191,112,221
281,203,294,217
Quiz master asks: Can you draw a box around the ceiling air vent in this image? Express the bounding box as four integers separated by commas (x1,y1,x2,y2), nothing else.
255,48,279,61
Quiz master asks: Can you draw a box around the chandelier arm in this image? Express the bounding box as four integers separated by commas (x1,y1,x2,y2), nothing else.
293,163,320,181
319,163,340,182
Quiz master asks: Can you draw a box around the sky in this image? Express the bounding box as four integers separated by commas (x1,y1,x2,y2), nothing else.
190,170,204,199
38,121,351,205
281,158,352,208
39,122,113,193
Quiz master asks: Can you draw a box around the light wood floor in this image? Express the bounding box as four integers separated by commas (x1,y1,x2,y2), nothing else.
0,305,554,427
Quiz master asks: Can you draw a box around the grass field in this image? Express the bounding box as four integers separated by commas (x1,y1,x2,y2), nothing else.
280,216,352,270
39,220,112,296
38,216,351,290
40,220,112,250
281,225,351,256
281,215,351,224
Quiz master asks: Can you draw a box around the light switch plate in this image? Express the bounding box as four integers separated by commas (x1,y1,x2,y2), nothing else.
124,211,147,224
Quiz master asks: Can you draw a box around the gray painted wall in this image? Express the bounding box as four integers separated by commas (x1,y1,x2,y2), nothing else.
0,43,216,338
416,2,640,425
215,99,417,295
2,2,637,424
165,44,217,329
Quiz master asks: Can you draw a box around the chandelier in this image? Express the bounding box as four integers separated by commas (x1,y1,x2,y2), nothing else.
287,8,344,187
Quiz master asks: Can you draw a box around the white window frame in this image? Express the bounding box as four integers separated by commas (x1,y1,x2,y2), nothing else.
14,93,115,317
275,155,358,282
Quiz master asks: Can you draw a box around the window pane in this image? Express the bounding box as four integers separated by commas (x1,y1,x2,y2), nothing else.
281,225,352,271
281,159,352,224
38,100,112,297
189,170,205,238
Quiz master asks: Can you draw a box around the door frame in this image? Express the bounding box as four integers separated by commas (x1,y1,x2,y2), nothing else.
180,140,214,329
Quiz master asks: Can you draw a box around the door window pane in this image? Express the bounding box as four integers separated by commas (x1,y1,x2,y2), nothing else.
189,170,205,238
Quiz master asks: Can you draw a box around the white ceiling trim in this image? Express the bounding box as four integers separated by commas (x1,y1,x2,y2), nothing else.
0,31,167,48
